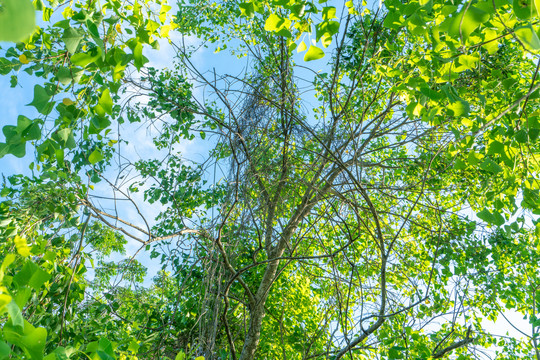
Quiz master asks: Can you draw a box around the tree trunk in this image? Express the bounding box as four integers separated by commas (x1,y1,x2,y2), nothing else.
238,254,283,360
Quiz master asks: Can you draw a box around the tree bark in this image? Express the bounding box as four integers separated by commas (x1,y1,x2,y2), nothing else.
238,256,283,360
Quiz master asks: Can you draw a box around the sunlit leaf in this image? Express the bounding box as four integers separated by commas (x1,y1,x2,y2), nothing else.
0,0,35,42
88,149,104,164
304,45,325,61
27,85,53,115
62,27,83,54
515,25,540,51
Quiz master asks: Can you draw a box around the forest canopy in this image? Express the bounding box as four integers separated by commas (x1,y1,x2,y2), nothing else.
1,0,540,359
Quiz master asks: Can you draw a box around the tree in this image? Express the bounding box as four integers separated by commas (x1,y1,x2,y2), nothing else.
2,0,540,359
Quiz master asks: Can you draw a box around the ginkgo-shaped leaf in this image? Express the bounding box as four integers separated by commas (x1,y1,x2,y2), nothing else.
0,0,35,42
304,45,325,61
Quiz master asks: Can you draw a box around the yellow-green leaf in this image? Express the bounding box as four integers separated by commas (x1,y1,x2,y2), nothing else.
88,149,104,164
62,98,75,106
13,235,30,257
265,13,284,31
515,25,540,52
304,45,325,61
18,54,29,64
322,6,336,20
0,0,35,42
99,89,113,115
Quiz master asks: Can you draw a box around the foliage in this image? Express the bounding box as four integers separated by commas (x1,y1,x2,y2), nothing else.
2,0,540,359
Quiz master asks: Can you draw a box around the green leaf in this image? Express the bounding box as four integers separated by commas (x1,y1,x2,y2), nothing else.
10,75,17,87
480,158,503,173
7,301,24,329
13,261,51,291
8,143,26,158
515,129,528,143
322,6,336,20
133,42,145,70
0,0,35,42
265,13,284,31
487,140,505,155
535,0,540,16
515,25,540,52
62,27,83,54
316,21,340,41
27,85,53,115
97,351,115,360
175,352,186,360
98,338,115,358
239,2,255,17
56,128,76,149
420,87,444,101
0,254,16,281
304,45,325,61
4,320,47,360
0,341,10,359
0,143,9,159
389,345,404,359
477,208,504,226
3,125,19,145
97,89,113,115
457,54,480,71
454,158,467,170
14,287,32,309
16,115,31,132
86,19,104,50
384,10,404,30
89,116,111,134
56,67,72,85
297,40,307,52
56,128,71,144
21,122,41,141
449,6,489,41
57,66,83,85
291,3,305,16
127,340,139,353
70,47,102,68
88,149,104,164
514,0,535,19
448,100,470,116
